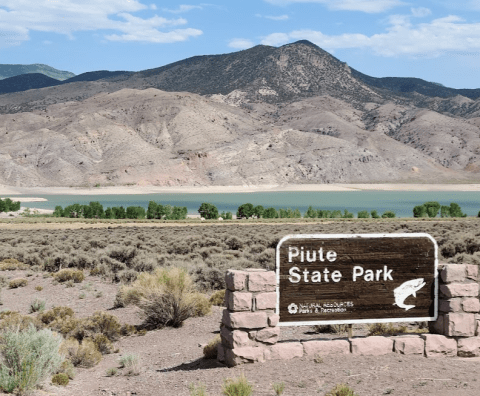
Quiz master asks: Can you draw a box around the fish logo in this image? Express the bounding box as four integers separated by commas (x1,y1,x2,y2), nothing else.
393,278,426,311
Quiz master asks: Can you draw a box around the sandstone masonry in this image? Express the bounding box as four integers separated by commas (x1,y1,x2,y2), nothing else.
218,264,480,366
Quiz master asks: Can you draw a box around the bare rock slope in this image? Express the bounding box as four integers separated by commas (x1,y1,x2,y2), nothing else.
0,88,476,187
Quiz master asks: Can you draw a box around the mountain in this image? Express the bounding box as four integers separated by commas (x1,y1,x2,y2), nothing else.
0,63,75,81
0,40,479,187
0,73,63,95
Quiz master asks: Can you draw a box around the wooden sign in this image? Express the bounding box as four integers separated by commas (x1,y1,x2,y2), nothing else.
276,233,438,326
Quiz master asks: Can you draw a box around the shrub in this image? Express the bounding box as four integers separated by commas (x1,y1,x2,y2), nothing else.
0,325,63,394
54,269,85,283
59,338,101,368
38,306,74,325
263,207,278,219
203,335,220,359
106,367,118,377
367,323,407,336
131,267,211,329
0,259,29,271
209,289,225,306
51,373,69,386
29,299,46,313
189,382,208,396
440,205,450,217
119,354,139,376
314,324,348,334
325,384,358,396
449,202,466,217
424,201,440,218
272,382,285,395
8,278,27,288
222,373,253,396
370,210,380,219
91,333,114,354
35,286,43,291
0,312,42,332
381,211,396,218
198,203,219,220
357,210,369,218
304,206,317,218
57,359,75,380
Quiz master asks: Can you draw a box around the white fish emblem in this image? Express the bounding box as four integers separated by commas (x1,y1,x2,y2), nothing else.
393,278,426,311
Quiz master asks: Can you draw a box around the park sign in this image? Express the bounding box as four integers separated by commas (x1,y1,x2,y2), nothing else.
276,233,438,326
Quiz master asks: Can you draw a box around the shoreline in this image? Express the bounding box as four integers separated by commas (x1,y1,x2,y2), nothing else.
1,183,480,196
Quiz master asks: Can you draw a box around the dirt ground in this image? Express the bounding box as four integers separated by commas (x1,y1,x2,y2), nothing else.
0,268,479,396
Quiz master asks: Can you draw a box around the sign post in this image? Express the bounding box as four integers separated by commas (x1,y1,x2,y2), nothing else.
276,233,438,326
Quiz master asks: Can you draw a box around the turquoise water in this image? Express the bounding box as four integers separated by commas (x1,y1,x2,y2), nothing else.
4,191,480,218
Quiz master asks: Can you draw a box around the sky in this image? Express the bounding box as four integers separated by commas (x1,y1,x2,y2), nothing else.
1,0,480,89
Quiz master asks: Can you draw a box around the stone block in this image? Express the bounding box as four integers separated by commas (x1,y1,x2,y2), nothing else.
457,337,480,357
350,336,393,356
220,326,250,349
225,346,266,366
226,290,252,311
428,314,445,335
462,298,480,313
393,336,425,355
445,313,476,337
440,283,479,298
422,334,457,357
268,342,304,360
217,343,225,362
303,339,350,356
222,310,268,329
439,298,462,313
255,327,280,344
225,270,247,291
255,292,277,310
466,265,478,281
248,271,276,292
268,313,279,327
476,314,480,336
441,264,466,283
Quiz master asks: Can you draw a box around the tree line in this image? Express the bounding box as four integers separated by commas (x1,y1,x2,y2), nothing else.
0,198,21,213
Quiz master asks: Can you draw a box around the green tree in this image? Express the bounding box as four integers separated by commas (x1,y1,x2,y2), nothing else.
82,205,93,218
343,209,354,218
440,205,450,218
292,208,302,218
330,210,342,218
304,206,317,218
126,206,141,219
104,207,114,219
253,205,264,219
89,201,104,219
224,211,233,220
371,210,380,219
112,206,126,219
0,199,6,213
263,208,278,219
424,201,440,218
64,203,82,218
163,204,173,220
413,204,427,218
4,198,13,211
357,210,369,218
147,201,158,219
449,202,466,217
171,206,187,220
198,203,219,220
382,211,396,218
53,206,64,217
237,203,255,219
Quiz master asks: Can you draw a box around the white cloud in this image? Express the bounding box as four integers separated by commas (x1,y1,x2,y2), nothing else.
228,38,255,49
411,7,431,17
0,0,203,47
264,0,405,13
261,15,480,57
265,14,289,20
163,5,203,13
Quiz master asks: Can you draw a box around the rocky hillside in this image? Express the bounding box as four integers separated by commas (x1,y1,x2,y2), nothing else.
0,88,477,187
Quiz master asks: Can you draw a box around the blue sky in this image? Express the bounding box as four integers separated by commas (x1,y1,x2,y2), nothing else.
1,0,480,88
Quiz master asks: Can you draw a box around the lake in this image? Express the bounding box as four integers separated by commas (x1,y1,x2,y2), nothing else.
5,191,480,218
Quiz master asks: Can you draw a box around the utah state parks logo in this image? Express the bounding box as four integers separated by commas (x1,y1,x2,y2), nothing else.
287,303,298,314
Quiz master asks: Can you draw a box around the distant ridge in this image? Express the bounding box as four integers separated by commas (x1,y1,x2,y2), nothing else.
0,63,75,81
63,70,134,83
0,73,63,95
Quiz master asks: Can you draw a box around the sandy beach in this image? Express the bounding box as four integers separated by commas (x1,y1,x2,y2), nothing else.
1,183,480,196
